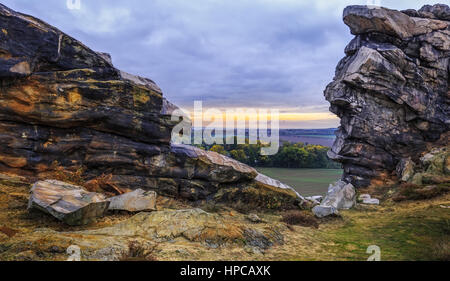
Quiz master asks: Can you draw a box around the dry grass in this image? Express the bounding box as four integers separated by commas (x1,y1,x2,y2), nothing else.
393,183,449,202
84,174,131,196
49,161,86,186
281,210,319,229
119,241,158,261
431,238,450,261
0,226,18,238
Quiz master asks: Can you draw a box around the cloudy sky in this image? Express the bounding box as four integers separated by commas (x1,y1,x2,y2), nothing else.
2,0,438,128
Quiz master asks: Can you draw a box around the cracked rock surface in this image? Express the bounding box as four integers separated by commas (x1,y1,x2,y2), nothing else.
325,4,449,188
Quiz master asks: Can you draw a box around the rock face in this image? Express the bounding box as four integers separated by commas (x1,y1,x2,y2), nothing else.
325,4,450,188
28,180,109,225
0,4,302,208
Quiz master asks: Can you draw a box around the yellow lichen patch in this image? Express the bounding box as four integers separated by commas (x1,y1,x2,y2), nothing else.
1,29,7,35
67,90,82,104
0,155,27,168
133,90,150,107
55,96,66,105
9,61,31,75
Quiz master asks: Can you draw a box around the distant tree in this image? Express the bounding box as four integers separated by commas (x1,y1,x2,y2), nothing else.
210,145,227,156
199,140,340,169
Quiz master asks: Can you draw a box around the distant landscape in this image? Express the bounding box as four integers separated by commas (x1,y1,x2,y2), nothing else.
256,168,342,196
279,128,337,147
197,128,341,195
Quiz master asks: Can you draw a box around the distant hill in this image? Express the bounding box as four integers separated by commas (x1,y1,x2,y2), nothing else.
191,128,337,147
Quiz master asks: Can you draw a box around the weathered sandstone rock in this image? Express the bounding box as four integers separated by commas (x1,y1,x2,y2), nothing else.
0,208,286,260
325,5,450,188
28,180,109,225
107,189,157,212
312,180,356,217
396,158,416,182
0,4,302,209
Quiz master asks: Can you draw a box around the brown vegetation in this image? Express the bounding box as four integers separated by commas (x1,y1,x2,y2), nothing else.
281,210,319,228
84,174,131,196
0,226,18,238
119,241,158,261
49,161,85,186
392,183,449,202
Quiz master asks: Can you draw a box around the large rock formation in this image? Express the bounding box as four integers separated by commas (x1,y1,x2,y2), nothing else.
325,4,449,188
0,4,302,209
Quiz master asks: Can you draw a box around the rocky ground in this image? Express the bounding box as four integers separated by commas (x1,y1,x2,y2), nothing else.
0,173,448,261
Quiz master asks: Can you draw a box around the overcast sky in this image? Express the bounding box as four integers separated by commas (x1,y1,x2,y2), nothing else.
1,0,440,128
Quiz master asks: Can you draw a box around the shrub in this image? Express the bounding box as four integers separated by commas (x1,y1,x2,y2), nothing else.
119,241,158,261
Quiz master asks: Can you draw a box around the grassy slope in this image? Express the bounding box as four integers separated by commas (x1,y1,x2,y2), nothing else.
256,168,342,196
266,193,450,261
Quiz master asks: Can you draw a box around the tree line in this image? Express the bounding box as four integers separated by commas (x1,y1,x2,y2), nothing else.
197,139,341,169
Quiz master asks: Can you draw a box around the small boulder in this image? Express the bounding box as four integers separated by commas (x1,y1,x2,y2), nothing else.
312,206,339,218
312,180,356,218
107,189,157,212
362,198,380,205
28,180,109,225
246,213,264,223
358,194,371,201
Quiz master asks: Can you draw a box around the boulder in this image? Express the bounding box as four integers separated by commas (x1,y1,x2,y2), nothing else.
325,4,450,188
28,180,109,225
312,180,356,217
312,206,339,218
107,189,157,212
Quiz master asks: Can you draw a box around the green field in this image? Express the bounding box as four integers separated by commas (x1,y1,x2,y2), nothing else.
256,168,342,196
